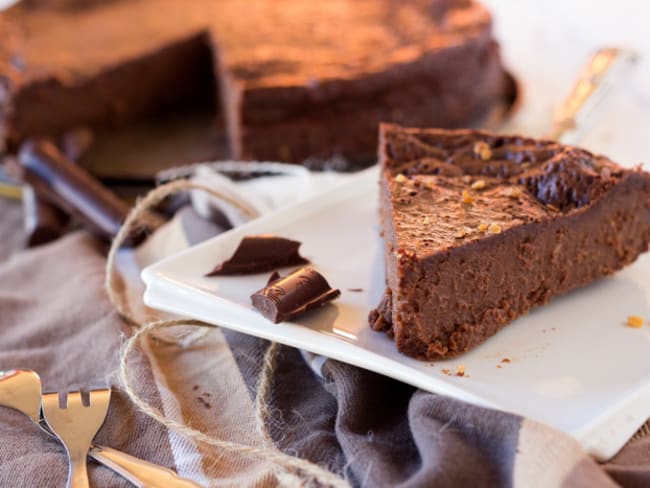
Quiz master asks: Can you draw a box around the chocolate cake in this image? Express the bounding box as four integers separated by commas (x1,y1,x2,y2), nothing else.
370,123,650,360
0,0,513,168
0,0,217,161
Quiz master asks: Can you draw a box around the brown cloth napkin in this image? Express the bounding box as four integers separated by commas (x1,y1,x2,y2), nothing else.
0,197,649,487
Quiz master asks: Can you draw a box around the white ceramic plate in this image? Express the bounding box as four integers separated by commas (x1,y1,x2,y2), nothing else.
142,167,650,461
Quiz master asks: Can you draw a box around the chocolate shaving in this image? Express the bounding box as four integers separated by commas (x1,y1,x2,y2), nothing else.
206,235,309,276
251,267,340,323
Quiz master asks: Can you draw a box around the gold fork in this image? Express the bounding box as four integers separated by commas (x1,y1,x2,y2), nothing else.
42,389,111,488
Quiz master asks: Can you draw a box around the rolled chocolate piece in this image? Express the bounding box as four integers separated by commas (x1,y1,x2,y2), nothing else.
21,185,69,247
250,267,340,323
207,235,309,276
18,139,131,241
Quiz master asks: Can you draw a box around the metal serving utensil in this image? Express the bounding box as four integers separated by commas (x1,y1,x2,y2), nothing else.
547,47,639,142
0,370,202,488
42,388,111,488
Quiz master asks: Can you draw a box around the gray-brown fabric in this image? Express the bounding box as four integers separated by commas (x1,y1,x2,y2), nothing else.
563,458,620,488
0,200,176,487
0,198,24,262
1,198,649,487
604,437,650,488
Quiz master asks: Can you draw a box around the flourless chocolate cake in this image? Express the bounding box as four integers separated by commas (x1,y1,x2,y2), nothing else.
370,123,650,360
0,0,217,158
0,0,513,167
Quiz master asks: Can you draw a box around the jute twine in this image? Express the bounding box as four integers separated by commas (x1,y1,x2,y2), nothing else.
105,180,350,487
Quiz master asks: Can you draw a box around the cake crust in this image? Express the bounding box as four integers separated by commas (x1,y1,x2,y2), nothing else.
370,123,650,360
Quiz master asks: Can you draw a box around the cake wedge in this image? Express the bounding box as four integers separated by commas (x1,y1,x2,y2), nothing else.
369,123,650,360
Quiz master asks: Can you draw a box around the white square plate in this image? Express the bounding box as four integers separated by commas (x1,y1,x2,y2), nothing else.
142,167,650,461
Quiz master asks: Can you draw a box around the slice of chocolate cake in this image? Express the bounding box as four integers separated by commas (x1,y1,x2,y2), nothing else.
0,0,514,169
370,123,650,360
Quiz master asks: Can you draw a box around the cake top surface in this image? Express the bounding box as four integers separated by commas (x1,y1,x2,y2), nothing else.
3,0,492,87
380,123,632,254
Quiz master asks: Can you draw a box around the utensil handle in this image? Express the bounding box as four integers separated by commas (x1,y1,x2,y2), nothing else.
547,47,638,143
69,457,90,488
89,445,202,488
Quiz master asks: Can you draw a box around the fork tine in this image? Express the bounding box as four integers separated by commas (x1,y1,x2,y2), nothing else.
42,388,111,488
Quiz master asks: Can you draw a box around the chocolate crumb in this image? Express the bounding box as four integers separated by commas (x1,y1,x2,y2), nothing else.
347,288,364,292
192,385,199,391
501,358,511,363
196,397,213,410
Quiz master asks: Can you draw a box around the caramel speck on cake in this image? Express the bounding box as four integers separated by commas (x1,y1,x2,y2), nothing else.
477,223,488,232
423,216,430,225
547,204,560,212
461,189,473,204
395,173,406,184
626,315,645,328
488,223,502,234
471,179,486,190
505,187,522,199
473,141,492,160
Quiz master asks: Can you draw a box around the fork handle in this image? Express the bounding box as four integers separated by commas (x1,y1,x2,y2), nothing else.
89,445,202,488
69,457,90,488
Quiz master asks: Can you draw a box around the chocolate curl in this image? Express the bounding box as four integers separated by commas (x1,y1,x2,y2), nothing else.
21,185,69,247
18,139,134,242
251,267,340,323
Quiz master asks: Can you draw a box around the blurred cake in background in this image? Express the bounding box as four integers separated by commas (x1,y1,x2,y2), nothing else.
0,0,516,176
